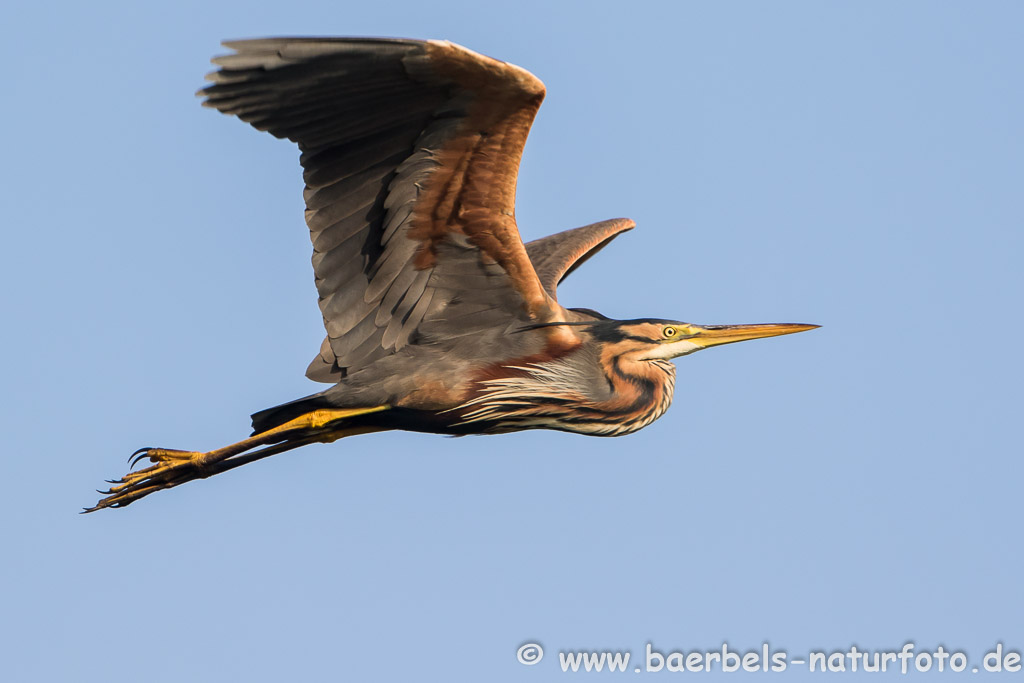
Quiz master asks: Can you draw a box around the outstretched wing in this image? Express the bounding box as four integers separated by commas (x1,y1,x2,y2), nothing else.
200,38,564,382
525,218,635,300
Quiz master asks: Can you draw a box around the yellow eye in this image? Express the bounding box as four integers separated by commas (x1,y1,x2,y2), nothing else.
663,326,677,338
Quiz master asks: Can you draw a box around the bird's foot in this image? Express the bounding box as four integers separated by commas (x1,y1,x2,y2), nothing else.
85,406,392,512
86,447,213,512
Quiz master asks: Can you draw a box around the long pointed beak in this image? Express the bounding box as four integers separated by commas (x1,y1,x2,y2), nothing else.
687,322,819,349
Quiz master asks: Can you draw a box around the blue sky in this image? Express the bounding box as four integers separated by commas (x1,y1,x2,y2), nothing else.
2,1,1021,680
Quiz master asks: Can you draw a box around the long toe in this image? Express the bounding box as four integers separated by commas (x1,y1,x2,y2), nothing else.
85,448,208,512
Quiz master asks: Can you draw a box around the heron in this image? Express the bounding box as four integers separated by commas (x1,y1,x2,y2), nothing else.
88,38,817,512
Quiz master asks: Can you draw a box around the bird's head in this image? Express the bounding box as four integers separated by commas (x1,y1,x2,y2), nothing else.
587,318,819,361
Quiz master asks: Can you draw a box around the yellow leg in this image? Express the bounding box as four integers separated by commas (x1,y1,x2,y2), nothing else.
257,406,390,439
85,405,389,513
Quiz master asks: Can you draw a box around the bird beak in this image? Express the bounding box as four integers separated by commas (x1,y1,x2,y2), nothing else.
686,322,819,349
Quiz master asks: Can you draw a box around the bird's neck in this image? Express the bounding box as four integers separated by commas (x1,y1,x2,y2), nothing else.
597,344,677,428
447,343,676,436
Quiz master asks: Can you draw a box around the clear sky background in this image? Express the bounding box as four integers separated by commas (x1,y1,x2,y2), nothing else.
2,1,1021,680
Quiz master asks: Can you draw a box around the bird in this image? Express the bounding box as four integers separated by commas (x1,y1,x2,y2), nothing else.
87,37,818,512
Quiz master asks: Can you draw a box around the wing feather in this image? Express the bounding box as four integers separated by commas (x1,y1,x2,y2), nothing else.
525,218,635,299
201,37,575,383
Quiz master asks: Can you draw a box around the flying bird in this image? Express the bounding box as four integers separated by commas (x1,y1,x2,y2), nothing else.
88,38,817,512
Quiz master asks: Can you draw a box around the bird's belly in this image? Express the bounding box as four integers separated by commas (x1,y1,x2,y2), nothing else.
446,393,672,437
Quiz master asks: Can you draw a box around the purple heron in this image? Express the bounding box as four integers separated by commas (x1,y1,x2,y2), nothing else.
87,38,817,512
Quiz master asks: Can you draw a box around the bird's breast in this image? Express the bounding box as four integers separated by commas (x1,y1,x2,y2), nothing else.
447,355,676,436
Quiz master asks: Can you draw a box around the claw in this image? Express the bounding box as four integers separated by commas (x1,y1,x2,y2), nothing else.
87,446,208,512
128,447,153,463
88,425,335,511
129,451,152,469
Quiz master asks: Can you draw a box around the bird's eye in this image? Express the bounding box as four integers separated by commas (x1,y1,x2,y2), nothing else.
663,326,677,338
